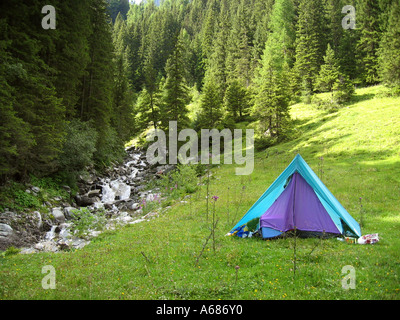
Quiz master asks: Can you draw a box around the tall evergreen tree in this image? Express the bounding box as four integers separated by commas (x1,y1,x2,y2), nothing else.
293,0,326,95
356,0,382,85
265,0,296,69
82,0,122,165
196,73,223,129
160,30,191,132
253,44,291,140
378,0,400,94
112,13,135,141
224,79,249,122
0,30,33,178
315,44,341,92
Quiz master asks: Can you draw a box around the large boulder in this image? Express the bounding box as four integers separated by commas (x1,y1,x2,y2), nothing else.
51,208,66,224
75,194,97,207
0,223,13,239
63,207,77,220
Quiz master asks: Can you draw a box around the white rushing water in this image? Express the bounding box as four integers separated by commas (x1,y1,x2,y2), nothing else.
101,180,131,204
45,225,57,240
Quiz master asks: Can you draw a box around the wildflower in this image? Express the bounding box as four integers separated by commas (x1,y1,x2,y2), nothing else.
212,195,219,201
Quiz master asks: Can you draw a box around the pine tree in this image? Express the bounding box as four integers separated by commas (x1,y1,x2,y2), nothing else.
224,80,249,122
252,0,294,140
83,0,123,165
253,49,291,140
225,1,252,87
356,0,382,85
107,0,130,23
196,73,223,129
316,43,354,102
0,40,33,178
379,0,400,94
135,84,162,131
204,3,230,96
266,0,296,70
315,44,341,92
293,0,326,95
252,0,275,63
112,13,135,141
0,1,67,176
50,0,92,119
160,30,191,132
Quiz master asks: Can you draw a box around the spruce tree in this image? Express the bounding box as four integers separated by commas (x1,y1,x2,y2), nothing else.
196,73,223,129
160,30,191,133
315,44,341,92
253,50,291,140
293,0,326,95
135,84,162,132
252,0,293,140
224,80,249,122
356,0,382,85
112,13,135,141
316,44,354,102
266,0,296,69
379,0,400,94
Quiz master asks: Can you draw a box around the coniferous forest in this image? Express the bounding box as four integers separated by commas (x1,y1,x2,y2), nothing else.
1,0,400,184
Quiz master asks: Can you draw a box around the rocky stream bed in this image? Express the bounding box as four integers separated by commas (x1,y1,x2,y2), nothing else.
0,146,175,254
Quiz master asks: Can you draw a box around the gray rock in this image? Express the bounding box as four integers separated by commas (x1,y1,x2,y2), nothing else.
51,208,66,224
63,207,77,220
87,189,101,198
62,185,71,193
127,202,139,211
75,195,96,207
33,211,43,229
34,241,59,252
31,186,40,193
0,223,13,238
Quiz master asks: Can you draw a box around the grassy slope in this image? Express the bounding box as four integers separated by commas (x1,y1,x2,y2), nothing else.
1,85,399,300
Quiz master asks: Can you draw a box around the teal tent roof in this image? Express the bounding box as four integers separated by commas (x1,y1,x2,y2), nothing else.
230,154,361,237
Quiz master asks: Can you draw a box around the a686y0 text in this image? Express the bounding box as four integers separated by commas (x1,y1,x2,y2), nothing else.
156,304,243,317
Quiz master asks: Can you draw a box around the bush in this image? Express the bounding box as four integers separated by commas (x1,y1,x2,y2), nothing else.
0,181,41,211
93,126,125,169
161,164,199,199
311,95,340,113
59,119,98,175
70,208,107,239
254,135,277,151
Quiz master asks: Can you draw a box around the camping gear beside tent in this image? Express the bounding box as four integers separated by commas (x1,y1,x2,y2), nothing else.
228,154,361,239
358,233,379,244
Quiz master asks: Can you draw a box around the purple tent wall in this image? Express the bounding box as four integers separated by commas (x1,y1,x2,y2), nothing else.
260,173,340,234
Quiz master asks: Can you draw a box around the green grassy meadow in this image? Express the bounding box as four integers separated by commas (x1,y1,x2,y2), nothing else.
1,85,399,300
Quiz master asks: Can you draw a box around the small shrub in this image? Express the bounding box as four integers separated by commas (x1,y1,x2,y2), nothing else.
3,246,20,257
70,208,107,239
254,136,276,151
0,181,41,211
311,95,340,113
161,164,199,198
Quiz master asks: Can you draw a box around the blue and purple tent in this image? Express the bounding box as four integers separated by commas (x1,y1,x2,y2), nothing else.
229,154,361,239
